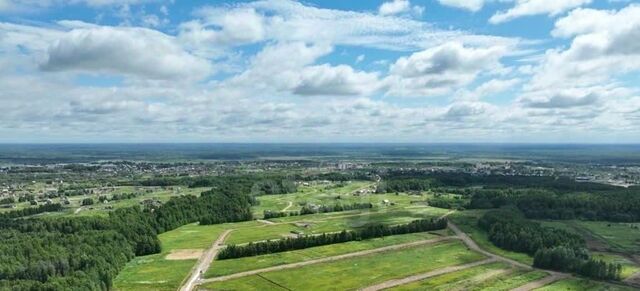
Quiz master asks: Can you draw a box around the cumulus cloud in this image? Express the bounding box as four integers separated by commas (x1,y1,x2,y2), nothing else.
293,64,380,96
455,78,521,100
179,8,265,50
438,0,485,12
41,26,211,80
386,42,508,97
521,92,599,108
379,0,411,15
529,4,640,89
490,0,592,24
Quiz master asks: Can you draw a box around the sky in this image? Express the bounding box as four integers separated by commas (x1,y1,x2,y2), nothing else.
0,0,639,143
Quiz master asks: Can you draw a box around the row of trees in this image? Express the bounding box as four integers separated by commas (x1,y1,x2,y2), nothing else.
263,203,374,219
218,218,447,260
534,246,622,280
138,174,298,196
479,209,621,280
0,203,63,220
299,203,373,215
427,196,468,210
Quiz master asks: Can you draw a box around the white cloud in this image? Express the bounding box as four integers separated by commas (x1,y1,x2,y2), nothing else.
529,4,640,89
179,8,265,49
379,0,411,16
293,64,380,96
490,0,592,24
520,90,600,108
40,26,211,80
438,0,485,12
0,0,155,12
455,78,521,100
186,0,515,52
386,42,508,97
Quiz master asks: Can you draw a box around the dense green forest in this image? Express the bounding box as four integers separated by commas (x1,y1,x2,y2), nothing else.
479,209,621,280
377,171,619,193
218,218,447,259
379,172,640,222
138,174,298,195
0,188,254,290
470,189,640,222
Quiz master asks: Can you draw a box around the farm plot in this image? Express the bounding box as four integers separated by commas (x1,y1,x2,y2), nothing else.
199,240,485,290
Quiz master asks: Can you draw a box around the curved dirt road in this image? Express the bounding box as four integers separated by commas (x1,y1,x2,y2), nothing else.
360,258,497,291
180,229,233,291
359,222,569,291
282,201,293,212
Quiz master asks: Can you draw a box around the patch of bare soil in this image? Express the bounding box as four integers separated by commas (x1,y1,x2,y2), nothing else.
166,249,204,260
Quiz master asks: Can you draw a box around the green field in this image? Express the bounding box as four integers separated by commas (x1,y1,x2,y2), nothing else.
534,278,634,291
113,254,196,291
389,262,548,291
200,240,486,290
205,230,448,278
538,220,640,254
227,206,450,245
577,221,640,254
114,221,255,290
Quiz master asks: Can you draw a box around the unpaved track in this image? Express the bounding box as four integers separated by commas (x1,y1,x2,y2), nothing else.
180,229,233,291
360,258,497,291
511,273,570,291
447,222,531,269
282,201,293,212
360,222,568,291
198,236,457,284
448,222,569,290
256,219,276,225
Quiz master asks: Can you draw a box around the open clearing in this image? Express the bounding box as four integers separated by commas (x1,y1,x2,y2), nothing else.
198,240,485,290
166,249,204,260
113,254,196,291
205,230,447,278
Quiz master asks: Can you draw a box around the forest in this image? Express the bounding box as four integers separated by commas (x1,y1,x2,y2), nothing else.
0,188,254,290
479,209,621,280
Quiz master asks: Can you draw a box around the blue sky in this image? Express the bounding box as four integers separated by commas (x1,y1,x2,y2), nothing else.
0,0,639,143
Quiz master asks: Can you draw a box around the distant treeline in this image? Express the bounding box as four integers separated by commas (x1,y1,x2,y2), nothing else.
427,196,468,210
218,218,447,260
378,171,640,222
136,174,298,196
377,171,620,193
470,189,640,222
263,202,373,219
0,203,63,220
479,209,621,280
0,188,254,290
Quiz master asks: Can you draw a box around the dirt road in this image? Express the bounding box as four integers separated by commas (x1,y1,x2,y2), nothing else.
198,236,457,284
360,258,497,291
180,229,233,291
360,222,568,291
282,201,293,212
447,222,531,269
448,222,570,290
256,219,276,225
511,273,570,291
